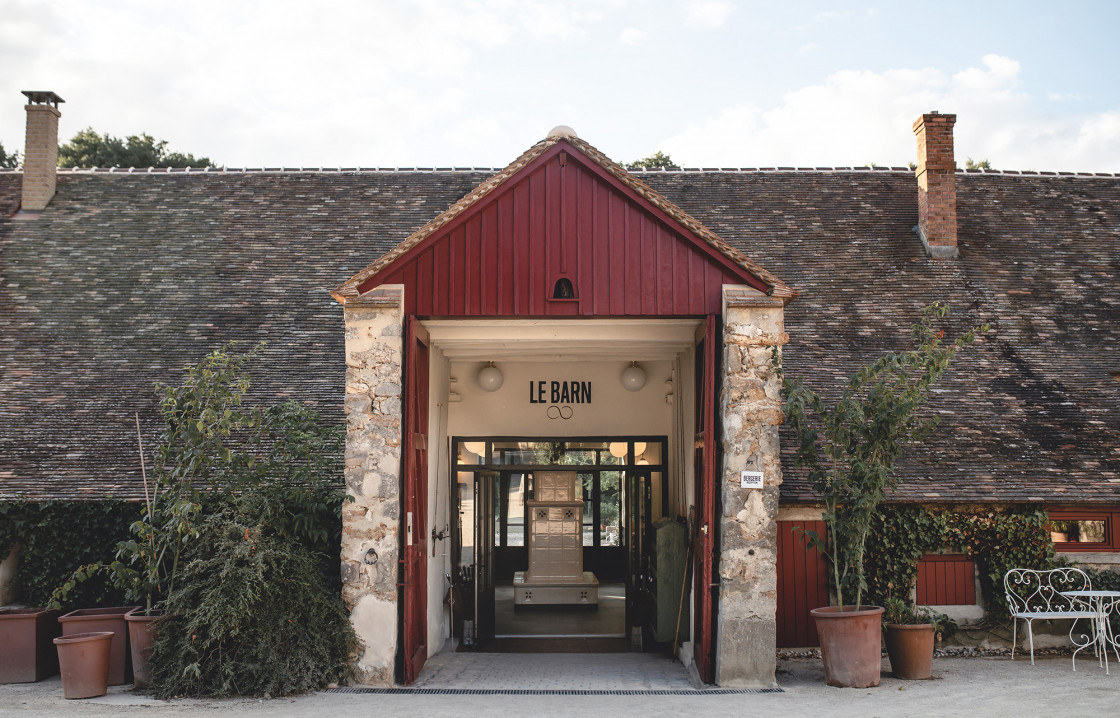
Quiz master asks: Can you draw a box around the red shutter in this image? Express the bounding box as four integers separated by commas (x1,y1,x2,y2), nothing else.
916,555,976,606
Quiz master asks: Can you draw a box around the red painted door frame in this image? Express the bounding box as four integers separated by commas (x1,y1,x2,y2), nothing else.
692,315,719,682
400,317,430,684
397,313,723,683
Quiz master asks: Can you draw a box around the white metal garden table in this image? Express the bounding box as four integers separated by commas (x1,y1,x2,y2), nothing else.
1060,590,1120,674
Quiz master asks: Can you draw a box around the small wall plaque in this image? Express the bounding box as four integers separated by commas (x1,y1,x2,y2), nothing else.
740,471,764,489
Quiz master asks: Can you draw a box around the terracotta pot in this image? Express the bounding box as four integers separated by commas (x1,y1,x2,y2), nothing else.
810,605,885,688
884,623,935,679
124,609,162,689
0,608,61,682
53,631,114,699
58,606,139,685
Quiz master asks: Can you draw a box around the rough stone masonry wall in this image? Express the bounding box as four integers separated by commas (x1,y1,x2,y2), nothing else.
339,288,405,685
716,289,788,687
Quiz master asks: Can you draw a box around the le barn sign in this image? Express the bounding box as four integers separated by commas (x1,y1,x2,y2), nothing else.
529,380,592,405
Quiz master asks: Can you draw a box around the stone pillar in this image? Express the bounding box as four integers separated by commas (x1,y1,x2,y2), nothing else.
339,286,405,685
715,288,788,687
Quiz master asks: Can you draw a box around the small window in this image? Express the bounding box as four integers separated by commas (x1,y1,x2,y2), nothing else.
552,277,576,299
1048,509,1118,551
1051,520,1106,544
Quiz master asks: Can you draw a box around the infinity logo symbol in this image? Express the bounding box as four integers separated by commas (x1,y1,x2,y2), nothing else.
546,405,574,420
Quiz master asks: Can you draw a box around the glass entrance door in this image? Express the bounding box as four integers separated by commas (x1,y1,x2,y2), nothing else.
452,437,669,649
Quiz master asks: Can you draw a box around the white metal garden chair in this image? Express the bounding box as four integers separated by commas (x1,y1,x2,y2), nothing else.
1004,567,1098,670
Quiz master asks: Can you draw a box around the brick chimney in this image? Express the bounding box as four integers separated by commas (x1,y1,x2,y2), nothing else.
20,90,65,212
912,112,958,258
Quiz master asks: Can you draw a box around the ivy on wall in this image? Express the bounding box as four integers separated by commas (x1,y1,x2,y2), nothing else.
0,500,136,608
864,506,948,606
862,506,1062,621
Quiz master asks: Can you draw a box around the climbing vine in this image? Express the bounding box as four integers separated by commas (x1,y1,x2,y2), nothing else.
862,506,1061,621
0,500,135,607
945,509,1057,620
864,506,948,605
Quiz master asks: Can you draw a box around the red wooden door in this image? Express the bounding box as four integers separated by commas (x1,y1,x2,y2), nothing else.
692,315,718,682
401,317,430,684
776,520,829,647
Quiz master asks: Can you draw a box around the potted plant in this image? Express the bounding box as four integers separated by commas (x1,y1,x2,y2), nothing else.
50,412,200,688
883,597,953,679
776,303,987,688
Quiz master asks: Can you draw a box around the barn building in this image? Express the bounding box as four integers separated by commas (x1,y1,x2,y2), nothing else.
2,91,1118,687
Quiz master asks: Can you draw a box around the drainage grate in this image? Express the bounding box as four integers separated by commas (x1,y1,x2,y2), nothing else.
328,687,783,696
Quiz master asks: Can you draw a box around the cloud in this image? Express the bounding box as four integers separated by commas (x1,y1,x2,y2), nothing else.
685,1,732,28
0,0,613,166
813,10,853,23
619,27,646,46
658,56,1120,172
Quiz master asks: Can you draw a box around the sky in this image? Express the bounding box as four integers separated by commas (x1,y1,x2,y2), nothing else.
2,0,1119,172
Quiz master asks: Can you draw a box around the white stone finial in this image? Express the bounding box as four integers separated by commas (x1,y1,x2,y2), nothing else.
547,125,578,140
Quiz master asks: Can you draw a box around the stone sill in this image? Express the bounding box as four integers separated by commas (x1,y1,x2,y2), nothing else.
1058,552,1120,566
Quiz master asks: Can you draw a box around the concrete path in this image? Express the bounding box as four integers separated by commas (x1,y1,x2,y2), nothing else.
2,652,1116,717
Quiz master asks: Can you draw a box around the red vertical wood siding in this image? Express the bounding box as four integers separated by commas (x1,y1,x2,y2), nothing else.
371,148,763,317
916,555,976,606
776,520,829,648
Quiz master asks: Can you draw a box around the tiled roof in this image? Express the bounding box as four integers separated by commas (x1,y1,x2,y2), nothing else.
641,171,1120,504
0,165,1117,504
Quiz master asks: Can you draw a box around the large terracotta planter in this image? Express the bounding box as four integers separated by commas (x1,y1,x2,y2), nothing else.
811,605,885,688
884,623,935,679
124,609,163,689
0,608,61,682
53,631,114,699
58,606,139,686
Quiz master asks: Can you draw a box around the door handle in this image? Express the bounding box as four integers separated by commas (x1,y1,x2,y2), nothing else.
700,524,708,536
407,511,414,546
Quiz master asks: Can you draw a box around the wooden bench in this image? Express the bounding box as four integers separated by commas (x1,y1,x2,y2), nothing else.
1004,567,1098,667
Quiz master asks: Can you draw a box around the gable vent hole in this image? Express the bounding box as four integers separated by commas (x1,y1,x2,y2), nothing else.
553,278,575,299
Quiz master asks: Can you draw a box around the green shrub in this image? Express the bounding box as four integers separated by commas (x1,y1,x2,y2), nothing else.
132,342,355,696
148,507,358,698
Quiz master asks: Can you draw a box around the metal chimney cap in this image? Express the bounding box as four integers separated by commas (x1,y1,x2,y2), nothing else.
22,91,65,107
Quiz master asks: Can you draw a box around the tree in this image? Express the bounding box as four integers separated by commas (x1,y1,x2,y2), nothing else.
775,303,989,610
0,141,18,169
58,128,215,169
627,151,680,170
965,157,992,170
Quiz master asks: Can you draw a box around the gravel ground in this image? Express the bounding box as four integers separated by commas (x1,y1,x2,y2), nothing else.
2,652,1116,717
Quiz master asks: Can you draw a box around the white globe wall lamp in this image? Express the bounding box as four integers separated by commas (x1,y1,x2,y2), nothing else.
477,362,504,392
620,361,646,392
